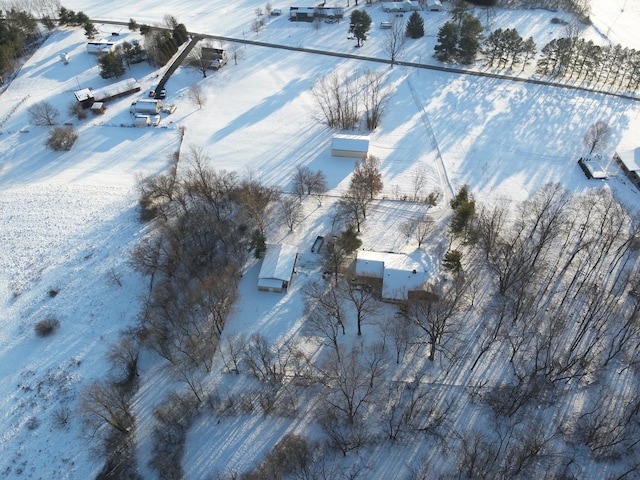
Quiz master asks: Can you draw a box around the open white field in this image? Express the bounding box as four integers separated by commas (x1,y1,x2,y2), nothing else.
1,0,639,478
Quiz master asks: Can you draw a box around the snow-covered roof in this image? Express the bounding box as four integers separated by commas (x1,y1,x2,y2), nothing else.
617,148,640,172
74,88,93,102
258,244,298,282
356,250,430,301
582,159,608,179
91,78,141,102
331,134,369,153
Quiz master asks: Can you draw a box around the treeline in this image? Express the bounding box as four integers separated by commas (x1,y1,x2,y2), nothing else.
537,38,640,92
0,8,39,76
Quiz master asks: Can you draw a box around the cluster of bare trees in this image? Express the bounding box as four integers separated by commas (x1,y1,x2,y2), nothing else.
337,155,383,232
311,70,392,131
536,38,640,92
80,330,141,479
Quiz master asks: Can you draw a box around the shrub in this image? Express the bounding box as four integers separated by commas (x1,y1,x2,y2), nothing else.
69,102,88,120
35,318,60,337
46,126,78,151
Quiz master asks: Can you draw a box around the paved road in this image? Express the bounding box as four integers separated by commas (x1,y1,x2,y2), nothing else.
93,18,640,102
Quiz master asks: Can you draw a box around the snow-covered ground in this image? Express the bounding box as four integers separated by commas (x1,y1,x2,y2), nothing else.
1,0,640,478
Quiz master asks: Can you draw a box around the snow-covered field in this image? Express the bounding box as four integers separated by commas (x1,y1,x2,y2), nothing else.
1,0,640,478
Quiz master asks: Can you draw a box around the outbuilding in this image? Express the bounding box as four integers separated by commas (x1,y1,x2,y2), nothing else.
355,250,430,302
130,99,163,115
426,0,443,11
615,149,640,189
331,134,369,158
258,244,298,292
86,41,116,55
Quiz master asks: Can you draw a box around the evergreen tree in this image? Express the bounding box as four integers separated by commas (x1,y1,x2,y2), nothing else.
434,21,458,62
450,0,470,27
405,11,424,39
98,51,125,79
84,21,98,39
349,10,372,48
443,250,463,274
457,14,483,65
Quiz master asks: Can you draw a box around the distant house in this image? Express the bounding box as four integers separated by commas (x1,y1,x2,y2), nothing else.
258,244,298,292
355,250,430,302
289,6,344,21
201,47,228,69
331,134,369,158
86,41,116,55
382,0,421,12
426,0,443,11
615,149,640,189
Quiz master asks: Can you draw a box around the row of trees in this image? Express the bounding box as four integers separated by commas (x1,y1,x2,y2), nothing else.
311,69,392,130
536,38,640,92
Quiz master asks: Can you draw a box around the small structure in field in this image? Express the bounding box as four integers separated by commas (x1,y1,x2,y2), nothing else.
331,134,369,158
577,157,608,180
60,52,70,64
355,250,430,302
258,244,298,293
380,21,392,29
90,102,105,114
134,114,151,127
74,88,94,109
614,148,640,189
86,41,116,55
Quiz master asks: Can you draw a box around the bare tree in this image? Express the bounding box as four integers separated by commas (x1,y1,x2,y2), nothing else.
187,43,214,78
360,69,391,130
304,280,348,361
340,277,378,335
188,83,207,109
279,194,303,231
351,154,383,199
227,42,245,65
81,381,134,435
411,165,429,202
383,19,405,66
28,101,59,125
403,278,468,361
583,121,611,155
401,214,435,248
292,164,327,201
106,331,140,384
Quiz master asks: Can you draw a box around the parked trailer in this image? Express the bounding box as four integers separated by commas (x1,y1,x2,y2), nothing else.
130,99,163,115
134,115,151,127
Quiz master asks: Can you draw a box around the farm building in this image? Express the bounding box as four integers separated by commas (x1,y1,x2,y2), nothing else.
426,0,443,11
86,41,116,55
130,99,163,115
258,244,298,292
74,78,141,108
134,115,151,127
92,78,141,102
382,0,421,13
289,6,344,21
615,149,640,189
331,134,369,158
355,250,430,302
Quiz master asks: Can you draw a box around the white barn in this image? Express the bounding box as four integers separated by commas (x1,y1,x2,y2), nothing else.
258,244,298,292
331,134,369,158
355,250,430,302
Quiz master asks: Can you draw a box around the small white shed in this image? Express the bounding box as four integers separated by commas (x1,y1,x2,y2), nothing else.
258,244,298,292
331,134,369,158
